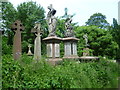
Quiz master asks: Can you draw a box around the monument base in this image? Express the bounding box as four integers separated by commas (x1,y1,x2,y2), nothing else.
79,56,99,62
46,58,63,65
43,36,63,65
63,55,79,59
63,37,79,59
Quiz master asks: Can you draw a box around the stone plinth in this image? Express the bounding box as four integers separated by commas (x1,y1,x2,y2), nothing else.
79,56,99,62
43,36,62,58
46,58,63,65
83,48,89,56
63,37,79,59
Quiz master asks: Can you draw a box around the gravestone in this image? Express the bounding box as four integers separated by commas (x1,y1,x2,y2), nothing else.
11,20,24,60
31,22,43,61
27,44,33,56
63,15,79,59
63,37,79,59
43,4,62,65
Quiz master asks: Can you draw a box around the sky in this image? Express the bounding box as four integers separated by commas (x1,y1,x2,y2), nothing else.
8,0,120,26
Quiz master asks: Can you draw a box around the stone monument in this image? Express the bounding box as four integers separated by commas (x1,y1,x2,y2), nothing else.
46,4,57,37
11,20,24,60
31,22,43,61
43,4,62,65
79,34,99,62
27,44,33,56
83,34,90,56
63,16,79,59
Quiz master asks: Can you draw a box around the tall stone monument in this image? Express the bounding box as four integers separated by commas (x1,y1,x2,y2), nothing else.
63,16,79,59
31,22,43,61
118,1,120,25
11,20,24,60
43,4,62,65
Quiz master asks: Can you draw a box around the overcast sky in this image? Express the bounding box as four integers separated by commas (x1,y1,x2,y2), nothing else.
9,0,120,26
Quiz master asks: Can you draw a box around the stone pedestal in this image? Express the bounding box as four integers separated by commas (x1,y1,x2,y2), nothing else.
63,37,79,59
83,48,89,56
43,36,62,65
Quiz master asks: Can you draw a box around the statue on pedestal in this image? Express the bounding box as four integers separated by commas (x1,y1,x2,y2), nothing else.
83,34,89,47
47,4,57,37
65,16,75,37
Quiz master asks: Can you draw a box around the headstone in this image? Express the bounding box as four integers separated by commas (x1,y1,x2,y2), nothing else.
63,37,79,59
11,20,24,60
63,15,79,59
47,4,57,37
43,36,62,58
43,36,62,65
31,22,43,61
43,4,62,65
27,44,33,56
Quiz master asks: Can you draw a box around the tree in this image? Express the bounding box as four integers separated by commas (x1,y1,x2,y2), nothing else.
2,1,47,53
111,18,120,59
75,26,118,59
85,13,109,29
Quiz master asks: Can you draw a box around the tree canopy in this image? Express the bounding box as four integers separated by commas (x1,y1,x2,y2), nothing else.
85,13,109,29
2,1,47,52
75,26,118,58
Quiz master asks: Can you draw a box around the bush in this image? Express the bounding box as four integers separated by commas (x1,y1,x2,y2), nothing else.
2,55,119,88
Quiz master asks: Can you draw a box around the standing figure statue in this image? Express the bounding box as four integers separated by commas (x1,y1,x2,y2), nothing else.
83,34,89,47
47,4,57,37
65,16,75,37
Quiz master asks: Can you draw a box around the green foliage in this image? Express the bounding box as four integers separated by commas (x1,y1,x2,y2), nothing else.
85,13,109,29
2,55,119,88
2,1,47,53
111,18,120,59
75,26,118,58
2,36,12,55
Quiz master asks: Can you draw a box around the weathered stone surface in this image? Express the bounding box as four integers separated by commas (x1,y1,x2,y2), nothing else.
63,37,79,58
64,42,71,56
55,44,60,57
47,44,52,57
27,44,33,56
11,20,24,60
31,23,43,60
65,16,75,37
73,42,77,55
43,36,62,59
47,4,57,37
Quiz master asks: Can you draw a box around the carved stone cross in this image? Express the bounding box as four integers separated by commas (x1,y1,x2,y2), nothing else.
11,20,24,60
27,44,33,56
31,23,43,61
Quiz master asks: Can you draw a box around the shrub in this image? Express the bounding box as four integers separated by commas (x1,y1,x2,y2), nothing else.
2,55,119,88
